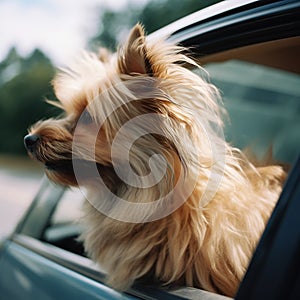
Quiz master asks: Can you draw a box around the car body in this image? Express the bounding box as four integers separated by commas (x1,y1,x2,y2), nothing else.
0,1,299,299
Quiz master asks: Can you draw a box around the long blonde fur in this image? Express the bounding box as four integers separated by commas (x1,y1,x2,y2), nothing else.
26,24,286,297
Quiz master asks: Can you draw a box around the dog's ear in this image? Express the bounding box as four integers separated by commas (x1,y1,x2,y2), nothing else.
118,24,152,75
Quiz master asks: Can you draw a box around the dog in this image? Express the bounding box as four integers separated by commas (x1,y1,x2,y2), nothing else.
24,24,286,297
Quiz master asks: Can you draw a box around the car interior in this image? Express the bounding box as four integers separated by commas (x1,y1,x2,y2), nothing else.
199,36,300,74
198,36,300,165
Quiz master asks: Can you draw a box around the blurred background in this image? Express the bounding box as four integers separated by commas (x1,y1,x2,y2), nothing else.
0,0,221,238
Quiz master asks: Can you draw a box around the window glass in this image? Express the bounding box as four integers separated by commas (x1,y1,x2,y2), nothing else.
43,188,86,256
50,188,84,225
197,60,300,164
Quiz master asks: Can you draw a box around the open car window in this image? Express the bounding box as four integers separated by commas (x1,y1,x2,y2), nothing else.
207,60,299,163
49,188,84,225
42,188,85,256
196,40,300,165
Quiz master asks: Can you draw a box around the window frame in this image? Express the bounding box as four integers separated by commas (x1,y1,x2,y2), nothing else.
167,0,300,57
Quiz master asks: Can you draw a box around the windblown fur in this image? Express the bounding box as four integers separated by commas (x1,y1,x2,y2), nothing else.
25,24,286,297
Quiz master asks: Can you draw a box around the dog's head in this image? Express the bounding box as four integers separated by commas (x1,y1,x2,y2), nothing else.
25,24,224,220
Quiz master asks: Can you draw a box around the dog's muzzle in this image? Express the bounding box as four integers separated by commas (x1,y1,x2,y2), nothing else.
24,134,40,153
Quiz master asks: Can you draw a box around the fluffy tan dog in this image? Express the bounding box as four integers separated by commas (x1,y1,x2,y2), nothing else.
24,24,286,297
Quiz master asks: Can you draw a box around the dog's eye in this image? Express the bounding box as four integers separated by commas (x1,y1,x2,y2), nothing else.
80,110,93,125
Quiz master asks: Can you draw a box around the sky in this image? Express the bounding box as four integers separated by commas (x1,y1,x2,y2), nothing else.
0,0,149,66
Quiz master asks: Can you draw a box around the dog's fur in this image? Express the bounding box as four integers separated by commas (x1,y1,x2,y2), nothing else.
26,24,286,297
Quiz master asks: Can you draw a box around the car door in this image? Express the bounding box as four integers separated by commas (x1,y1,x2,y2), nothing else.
236,156,300,300
0,181,207,300
0,182,140,300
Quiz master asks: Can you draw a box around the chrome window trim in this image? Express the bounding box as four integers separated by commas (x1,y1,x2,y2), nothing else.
150,1,300,57
149,0,258,41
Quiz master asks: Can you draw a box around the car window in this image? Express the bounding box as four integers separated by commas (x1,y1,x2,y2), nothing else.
50,187,84,225
42,187,86,256
196,60,300,164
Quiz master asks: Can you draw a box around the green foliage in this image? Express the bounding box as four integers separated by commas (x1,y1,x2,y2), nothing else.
90,0,221,50
140,0,221,33
0,48,60,155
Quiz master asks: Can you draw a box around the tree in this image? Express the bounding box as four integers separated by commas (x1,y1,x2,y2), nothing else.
90,0,221,50
0,48,59,155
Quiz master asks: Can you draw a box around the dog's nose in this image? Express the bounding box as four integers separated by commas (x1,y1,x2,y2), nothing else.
24,134,40,152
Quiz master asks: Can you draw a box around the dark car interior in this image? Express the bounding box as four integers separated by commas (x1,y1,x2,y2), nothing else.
199,36,300,74
43,222,85,256
198,36,300,165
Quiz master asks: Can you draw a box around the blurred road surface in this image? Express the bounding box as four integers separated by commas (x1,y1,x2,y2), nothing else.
0,156,43,238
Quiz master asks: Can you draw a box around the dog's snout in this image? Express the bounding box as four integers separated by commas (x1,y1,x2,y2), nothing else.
24,134,40,152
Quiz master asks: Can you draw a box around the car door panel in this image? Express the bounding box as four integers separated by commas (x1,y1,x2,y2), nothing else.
0,241,138,300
